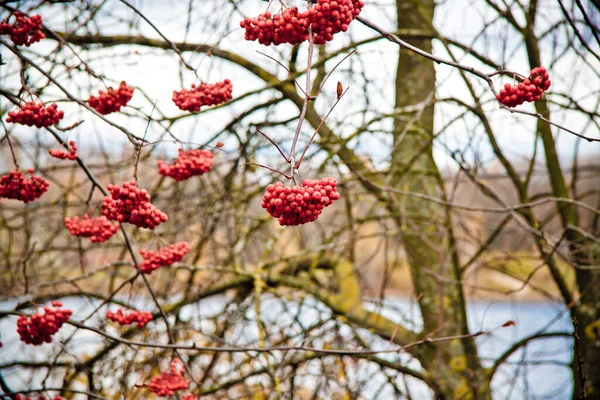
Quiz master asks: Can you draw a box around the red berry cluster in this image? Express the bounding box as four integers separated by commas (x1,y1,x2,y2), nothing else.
496,66,552,108
16,301,72,345
240,8,309,46
6,102,64,128
87,81,135,115
172,79,232,112
0,12,45,47
64,214,120,243
106,308,153,328
240,0,364,46
157,149,214,181
149,359,189,397
15,395,63,400
49,141,78,160
261,178,340,226
0,169,49,203
139,241,190,274
309,0,365,45
101,180,168,230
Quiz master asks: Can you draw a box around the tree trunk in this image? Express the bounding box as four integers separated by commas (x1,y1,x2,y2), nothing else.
389,1,491,398
521,4,600,397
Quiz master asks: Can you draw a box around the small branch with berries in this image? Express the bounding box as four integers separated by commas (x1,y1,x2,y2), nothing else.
356,16,600,143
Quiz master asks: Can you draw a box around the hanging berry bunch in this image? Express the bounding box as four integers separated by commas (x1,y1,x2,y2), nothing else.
157,148,214,181
0,12,45,47
101,180,168,229
6,102,64,128
240,0,364,46
308,0,364,45
87,81,135,115
64,214,120,243
172,79,232,112
106,308,153,328
139,241,190,274
240,7,309,46
0,169,49,203
149,359,189,396
49,141,78,160
16,301,72,345
496,66,551,108
261,178,340,226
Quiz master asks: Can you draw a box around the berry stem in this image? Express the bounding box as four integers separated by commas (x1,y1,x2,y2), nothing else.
296,86,350,169
1,120,19,169
257,50,312,99
288,2,315,183
256,127,290,163
243,162,293,180
134,100,157,181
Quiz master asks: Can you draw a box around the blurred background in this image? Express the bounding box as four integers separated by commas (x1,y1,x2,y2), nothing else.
1,0,599,399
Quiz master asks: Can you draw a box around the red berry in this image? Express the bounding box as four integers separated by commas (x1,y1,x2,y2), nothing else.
64,214,120,243
0,170,49,203
149,359,189,396
261,178,340,226
49,141,78,160
157,149,213,181
100,180,168,229
496,66,551,108
87,82,134,115
241,0,363,46
17,302,72,345
106,308,153,328
6,102,64,128
0,12,45,47
139,242,190,274
172,80,232,112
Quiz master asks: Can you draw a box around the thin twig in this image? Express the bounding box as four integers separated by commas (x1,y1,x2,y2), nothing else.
572,317,587,399
243,162,293,180
312,50,356,97
134,101,157,181
256,127,290,163
257,51,312,99
119,0,198,77
288,4,315,183
296,87,350,168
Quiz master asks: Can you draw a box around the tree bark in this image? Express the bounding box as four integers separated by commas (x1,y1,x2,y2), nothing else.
522,4,600,398
388,1,491,398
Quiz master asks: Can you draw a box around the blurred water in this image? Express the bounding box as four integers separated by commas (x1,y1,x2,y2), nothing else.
0,298,573,399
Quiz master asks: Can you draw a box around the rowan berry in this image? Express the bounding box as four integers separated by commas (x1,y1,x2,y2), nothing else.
64,214,120,243
0,12,45,47
106,308,153,328
496,66,551,108
261,177,340,226
87,81,134,115
149,359,189,396
49,141,78,160
172,80,232,112
0,169,49,203
6,102,64,128
139,241,190,274
101,180,168,229
16,302,72,345
240,0,364,46
158,149,213,181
